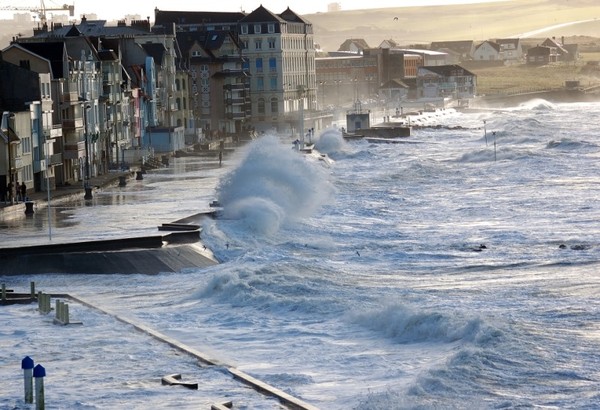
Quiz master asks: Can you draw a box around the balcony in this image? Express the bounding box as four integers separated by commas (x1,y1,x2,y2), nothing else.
50,153,63,165
225,98,247,105
62,118,84,130
62,91,79,103
223,83,246,91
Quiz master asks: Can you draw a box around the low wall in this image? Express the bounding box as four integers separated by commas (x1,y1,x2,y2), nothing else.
0,231,217,275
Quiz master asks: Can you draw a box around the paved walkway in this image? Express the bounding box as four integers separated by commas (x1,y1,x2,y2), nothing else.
0,170,135,219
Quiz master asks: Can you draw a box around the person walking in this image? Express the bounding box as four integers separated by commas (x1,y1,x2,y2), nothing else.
20,182,27,202
6,181,13,205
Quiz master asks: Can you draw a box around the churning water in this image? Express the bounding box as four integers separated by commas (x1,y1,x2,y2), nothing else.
3,100,600,409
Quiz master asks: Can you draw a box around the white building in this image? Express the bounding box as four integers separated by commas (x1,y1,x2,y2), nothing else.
473,40,501,61
238,6,319,135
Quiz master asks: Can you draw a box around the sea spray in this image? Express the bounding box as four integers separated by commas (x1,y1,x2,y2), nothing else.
314,128,347,157
350,303,484,344
216,135,333,236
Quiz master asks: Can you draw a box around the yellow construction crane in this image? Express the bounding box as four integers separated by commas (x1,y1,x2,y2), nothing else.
0,1,75,26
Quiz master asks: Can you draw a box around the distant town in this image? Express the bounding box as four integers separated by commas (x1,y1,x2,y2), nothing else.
0,4,594,204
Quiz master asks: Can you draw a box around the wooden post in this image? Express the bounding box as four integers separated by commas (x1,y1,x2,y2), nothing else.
22,356,34,404
33,364,45,410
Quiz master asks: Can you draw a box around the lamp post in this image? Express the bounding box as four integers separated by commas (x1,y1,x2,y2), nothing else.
1,111,15,204
297,85,305,146
83,103,92,200
114,102,119,170
319,81,326,110
45,139,52,240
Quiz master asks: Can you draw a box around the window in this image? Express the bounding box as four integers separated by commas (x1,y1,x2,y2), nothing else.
254,24,261,34
256,58,263,73
268,38,276,49
257,98,265,114
241,25,248,34
269,57,276,72
270,97,278,114
268,23,275,33
270,77,277,90
257,77,264,90
255,39,262,50
21,136,31,154
242,60,250,71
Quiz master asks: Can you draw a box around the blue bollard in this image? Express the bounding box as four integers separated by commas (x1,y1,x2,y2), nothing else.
21,356,34,404
33,364,45,410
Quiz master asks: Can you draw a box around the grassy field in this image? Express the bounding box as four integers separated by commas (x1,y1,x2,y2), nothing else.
306,0,600,52
305,0,600,96
472,60,600,95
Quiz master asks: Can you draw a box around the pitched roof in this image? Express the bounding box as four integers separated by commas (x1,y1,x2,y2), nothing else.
338,38,370,52
379,39,398,48
419,64,476,77
541,37,568,54
496,38,520,47
65,24,82,37
14,41,66,78
430,40,474,54
154,9,245,26
31,20,153,39
475,40,500,53
279,7,310,24
177,30,240,61
239,5,285,23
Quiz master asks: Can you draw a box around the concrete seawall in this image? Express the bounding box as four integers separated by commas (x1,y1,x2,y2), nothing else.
475,88,600,108
0,230,218,275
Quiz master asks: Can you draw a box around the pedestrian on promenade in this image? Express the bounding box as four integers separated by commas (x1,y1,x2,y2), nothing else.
6,181,13,204
20,182,27,202
15,180,20,202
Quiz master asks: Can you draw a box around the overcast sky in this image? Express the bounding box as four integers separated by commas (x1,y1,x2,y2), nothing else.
1,0,504,22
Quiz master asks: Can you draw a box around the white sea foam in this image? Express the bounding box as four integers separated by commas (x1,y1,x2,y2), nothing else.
314,128,347,155
215,135,333,236
517,98,557,110
4,103,600,409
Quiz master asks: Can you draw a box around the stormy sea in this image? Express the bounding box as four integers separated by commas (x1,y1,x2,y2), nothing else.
2,99,600,409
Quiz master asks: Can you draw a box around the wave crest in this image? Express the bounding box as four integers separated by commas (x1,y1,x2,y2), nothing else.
216,135,333,236
351,304,485,344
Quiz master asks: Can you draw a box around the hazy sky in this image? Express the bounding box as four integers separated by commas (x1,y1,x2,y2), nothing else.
1,0,503,22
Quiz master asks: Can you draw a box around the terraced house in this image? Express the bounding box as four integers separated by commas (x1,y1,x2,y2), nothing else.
155,5,325,136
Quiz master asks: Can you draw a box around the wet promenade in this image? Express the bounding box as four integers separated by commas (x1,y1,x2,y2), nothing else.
0,154,226,249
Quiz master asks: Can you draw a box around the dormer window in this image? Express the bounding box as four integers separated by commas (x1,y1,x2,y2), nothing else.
268,23,275,33
241,24,248,34
254,24,261,34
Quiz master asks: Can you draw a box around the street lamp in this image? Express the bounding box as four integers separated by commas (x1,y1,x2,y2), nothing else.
334,79,341,107
112,101,121,170
1,111,16,204
319,81,326,110
297,85,306,146
83,103,92,200
44,138,52,240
